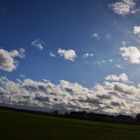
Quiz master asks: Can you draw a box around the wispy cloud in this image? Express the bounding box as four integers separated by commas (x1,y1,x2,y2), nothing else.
31,39,44,50
116,64,123,69
50,52,56,57
91,33,100,40
82,53,94,59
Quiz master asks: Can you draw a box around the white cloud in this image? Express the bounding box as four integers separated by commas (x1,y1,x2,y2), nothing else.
82,53,94,59
131,7,140,14
105,73,129,83
9,48,25,58
1,75,140,116
91,33,100,40
133,26,140,36
50,52,56,57
110,0,136,16
58,48,77,61
120,46,140,64
134,26,140,34
116,64,123,69
122,41,127,46
0,48,25,72
31,39,44,50
20,74,25,78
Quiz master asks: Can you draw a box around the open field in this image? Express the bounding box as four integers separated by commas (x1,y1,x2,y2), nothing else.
0,110,140,140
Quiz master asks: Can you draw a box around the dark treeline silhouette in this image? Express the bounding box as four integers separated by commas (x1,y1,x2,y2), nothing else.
0,105,140,125
64,111,136,124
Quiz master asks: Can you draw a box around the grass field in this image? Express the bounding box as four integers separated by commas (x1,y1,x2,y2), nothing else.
0,110,140,140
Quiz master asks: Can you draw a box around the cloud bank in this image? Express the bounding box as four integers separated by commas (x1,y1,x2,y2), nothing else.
0,73,140,116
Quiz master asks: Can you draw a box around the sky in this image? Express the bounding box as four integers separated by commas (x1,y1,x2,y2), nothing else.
1,0,140,116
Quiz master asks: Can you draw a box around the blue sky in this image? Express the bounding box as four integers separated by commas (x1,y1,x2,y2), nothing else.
0,0,129,86
1,0,140,115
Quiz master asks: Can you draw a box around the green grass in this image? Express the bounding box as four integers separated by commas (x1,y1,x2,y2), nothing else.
0,110,140,140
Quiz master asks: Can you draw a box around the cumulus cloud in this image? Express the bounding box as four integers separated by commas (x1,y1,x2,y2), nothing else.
110,0,136,16
58,48,77,61
105,73,129,83
0,48,25,72
82,53,94,59
31,39,44,50
0,74,140,116
120,46,140,64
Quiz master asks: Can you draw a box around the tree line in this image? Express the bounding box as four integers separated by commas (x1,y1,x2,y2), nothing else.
1,105,140,125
